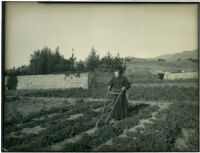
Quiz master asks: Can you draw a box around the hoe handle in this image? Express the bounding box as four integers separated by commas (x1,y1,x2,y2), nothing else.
100,88,109,120
105,90,123,122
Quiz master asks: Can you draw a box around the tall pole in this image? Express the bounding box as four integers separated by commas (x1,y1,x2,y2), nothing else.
72,48,74,69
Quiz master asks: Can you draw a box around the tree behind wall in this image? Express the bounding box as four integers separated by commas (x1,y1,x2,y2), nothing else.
98,52,126,73
29,47,75,74
6,46,126,75
86,47,100,72
29,47,51,74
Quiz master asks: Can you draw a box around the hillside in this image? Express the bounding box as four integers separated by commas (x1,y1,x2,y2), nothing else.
153,50,198,61
125,57,198,75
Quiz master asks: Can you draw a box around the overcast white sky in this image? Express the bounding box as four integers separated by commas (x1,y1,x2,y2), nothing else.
5,2,198,69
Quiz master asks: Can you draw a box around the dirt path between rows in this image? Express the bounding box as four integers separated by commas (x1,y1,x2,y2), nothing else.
174,128,198,151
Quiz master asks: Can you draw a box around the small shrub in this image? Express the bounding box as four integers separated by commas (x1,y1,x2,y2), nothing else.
7,76,18,90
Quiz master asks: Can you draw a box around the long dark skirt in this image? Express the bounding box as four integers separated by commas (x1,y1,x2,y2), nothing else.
110,92,129,120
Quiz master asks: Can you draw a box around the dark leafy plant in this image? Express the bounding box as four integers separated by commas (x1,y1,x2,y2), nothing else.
7,75,18,90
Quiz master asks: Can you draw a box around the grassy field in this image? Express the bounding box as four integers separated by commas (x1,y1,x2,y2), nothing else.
3,59,199,151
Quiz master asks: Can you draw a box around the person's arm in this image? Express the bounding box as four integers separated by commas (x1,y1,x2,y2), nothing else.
122,77,131,91
108,77,114,90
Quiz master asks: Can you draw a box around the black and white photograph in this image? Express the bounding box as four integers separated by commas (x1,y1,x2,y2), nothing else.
2,1,199,152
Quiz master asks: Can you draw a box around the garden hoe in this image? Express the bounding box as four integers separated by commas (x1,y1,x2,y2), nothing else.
95,89,123,128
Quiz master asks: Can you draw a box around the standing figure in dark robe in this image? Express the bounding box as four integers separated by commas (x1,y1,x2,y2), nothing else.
107,66,131,123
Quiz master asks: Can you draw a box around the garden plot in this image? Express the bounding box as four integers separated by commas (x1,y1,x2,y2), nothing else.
96,101,199,152
4,97,198,151
4,97,71,122
3,97,103,151
3,82,199,152
45,103,160,151
96,102,171,150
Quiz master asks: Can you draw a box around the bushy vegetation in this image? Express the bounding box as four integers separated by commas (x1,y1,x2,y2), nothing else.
6,46,125,76
7,75,18,90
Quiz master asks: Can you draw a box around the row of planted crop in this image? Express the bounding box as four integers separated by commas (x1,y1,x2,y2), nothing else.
3,101,103,151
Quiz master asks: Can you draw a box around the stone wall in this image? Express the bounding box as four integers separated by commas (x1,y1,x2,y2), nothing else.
6,73,88,90
164,72,198,80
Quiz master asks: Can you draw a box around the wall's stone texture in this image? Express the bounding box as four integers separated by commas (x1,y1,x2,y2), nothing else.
164,72,198,80
11,73,88,90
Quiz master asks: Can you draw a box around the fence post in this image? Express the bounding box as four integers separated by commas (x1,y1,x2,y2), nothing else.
92,72,97,98
93,80,94,97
